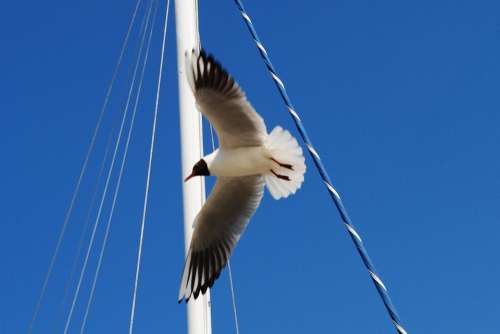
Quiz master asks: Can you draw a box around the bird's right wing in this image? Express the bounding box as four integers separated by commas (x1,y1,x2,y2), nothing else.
185,49,267,148
178,175,265,303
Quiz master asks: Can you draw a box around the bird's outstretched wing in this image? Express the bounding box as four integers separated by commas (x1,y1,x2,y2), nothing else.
185,49,267,148
178,175,265,303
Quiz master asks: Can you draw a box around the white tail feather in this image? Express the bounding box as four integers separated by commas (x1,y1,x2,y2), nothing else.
264,126,306,199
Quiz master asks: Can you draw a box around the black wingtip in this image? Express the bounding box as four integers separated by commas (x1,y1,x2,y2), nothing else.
190,49,241,99
178,295,191,304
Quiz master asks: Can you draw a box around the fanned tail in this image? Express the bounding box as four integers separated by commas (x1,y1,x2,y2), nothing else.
264,126,306,199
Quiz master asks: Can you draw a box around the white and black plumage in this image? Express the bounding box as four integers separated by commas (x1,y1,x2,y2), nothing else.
178,50,306,303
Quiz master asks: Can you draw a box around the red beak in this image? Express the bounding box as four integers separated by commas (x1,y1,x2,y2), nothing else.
184,173,195,182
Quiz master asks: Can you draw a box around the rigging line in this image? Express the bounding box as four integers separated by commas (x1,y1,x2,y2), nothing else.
208,123,216,150
27,0,144,332
128,0,171,332
207,123,241,334
232,1,408,333
63,3,153,333
79,1,159,332
227,261,241,334
61,132,114,308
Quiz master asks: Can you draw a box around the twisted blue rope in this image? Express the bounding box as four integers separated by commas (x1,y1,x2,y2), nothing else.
232,1,408,333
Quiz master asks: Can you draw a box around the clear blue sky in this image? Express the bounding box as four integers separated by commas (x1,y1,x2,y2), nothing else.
1,0,499,333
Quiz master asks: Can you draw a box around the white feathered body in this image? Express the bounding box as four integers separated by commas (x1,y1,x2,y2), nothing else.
205,147,272,177
204,126,306,199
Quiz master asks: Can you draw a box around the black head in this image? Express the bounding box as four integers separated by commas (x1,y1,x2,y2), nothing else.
185,159,210,182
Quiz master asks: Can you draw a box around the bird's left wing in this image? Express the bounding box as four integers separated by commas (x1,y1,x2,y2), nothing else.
185,49,267,148
178,175,265,303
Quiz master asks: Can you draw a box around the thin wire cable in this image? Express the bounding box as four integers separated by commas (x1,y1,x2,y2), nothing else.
79,2,158,332
227,261,241,334
128,0,170,332
62,5,152,333
232,1,408,333
208,123,216,150
27,1,143,332
61,133,114,308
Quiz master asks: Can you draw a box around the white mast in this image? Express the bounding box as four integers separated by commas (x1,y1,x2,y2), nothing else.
174,0,212,333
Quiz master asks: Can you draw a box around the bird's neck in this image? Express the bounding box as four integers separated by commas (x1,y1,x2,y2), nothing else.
203,149,219,170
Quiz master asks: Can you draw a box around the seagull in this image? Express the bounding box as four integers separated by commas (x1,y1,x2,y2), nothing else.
178,49,306,303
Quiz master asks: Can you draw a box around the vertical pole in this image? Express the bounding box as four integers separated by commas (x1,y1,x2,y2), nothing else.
174,1,212,334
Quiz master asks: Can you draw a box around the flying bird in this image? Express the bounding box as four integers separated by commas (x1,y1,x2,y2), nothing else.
178,49,306,303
